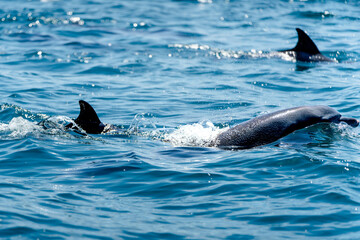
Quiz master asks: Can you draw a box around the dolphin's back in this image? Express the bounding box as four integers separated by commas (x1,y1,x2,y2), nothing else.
215,106,341,149
280,28,334,62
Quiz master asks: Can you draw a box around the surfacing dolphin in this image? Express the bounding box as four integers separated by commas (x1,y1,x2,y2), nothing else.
214,106,358,149
39,100,118,135
280,28,335,62
64,100,109,134
68,101,358,149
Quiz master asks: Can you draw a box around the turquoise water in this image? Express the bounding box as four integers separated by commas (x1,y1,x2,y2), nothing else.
1,0,360,239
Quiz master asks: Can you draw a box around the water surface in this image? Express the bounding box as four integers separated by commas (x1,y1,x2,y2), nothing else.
1,0,360,239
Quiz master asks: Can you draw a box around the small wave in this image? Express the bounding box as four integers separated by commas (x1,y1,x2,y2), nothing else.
0,103,47,121
77,66,127,75
292,10,335,19
64,41,105,49
57,29,115,38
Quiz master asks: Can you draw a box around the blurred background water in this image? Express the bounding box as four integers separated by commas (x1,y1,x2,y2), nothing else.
1,0,360,239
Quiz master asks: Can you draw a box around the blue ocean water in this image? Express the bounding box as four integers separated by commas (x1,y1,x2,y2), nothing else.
1,0,360,239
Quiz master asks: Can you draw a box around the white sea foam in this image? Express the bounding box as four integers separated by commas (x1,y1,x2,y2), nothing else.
163,121,228,147
0,117,43,138
0,116,81,139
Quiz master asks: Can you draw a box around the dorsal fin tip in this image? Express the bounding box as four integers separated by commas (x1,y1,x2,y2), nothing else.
73,100,105,134
295,28,303,33
293,28,320,55
76,100,101,124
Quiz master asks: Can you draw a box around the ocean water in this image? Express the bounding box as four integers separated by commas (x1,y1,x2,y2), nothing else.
1,0,360,239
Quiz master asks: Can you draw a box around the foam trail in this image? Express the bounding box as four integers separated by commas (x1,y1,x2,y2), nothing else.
0,116,82,139
0,117,43,138
163,121,227,147
169,43,298,62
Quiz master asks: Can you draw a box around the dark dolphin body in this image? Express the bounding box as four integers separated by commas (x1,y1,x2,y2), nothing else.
215,106,358,149
280,28,335,62
65,100,106,134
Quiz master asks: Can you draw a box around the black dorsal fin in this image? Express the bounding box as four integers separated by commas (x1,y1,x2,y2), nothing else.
76,100,101,124
73,100,104,134
291,28,321,55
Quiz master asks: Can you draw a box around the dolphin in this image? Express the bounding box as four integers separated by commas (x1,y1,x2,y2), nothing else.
280,28,335,62
214,106,358,149
65,100,106,134
38,100,119,134
58,101,358,149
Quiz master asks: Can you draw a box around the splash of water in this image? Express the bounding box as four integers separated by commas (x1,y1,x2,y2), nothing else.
163,121,227,147
0,117,43,138
0,116,87,139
